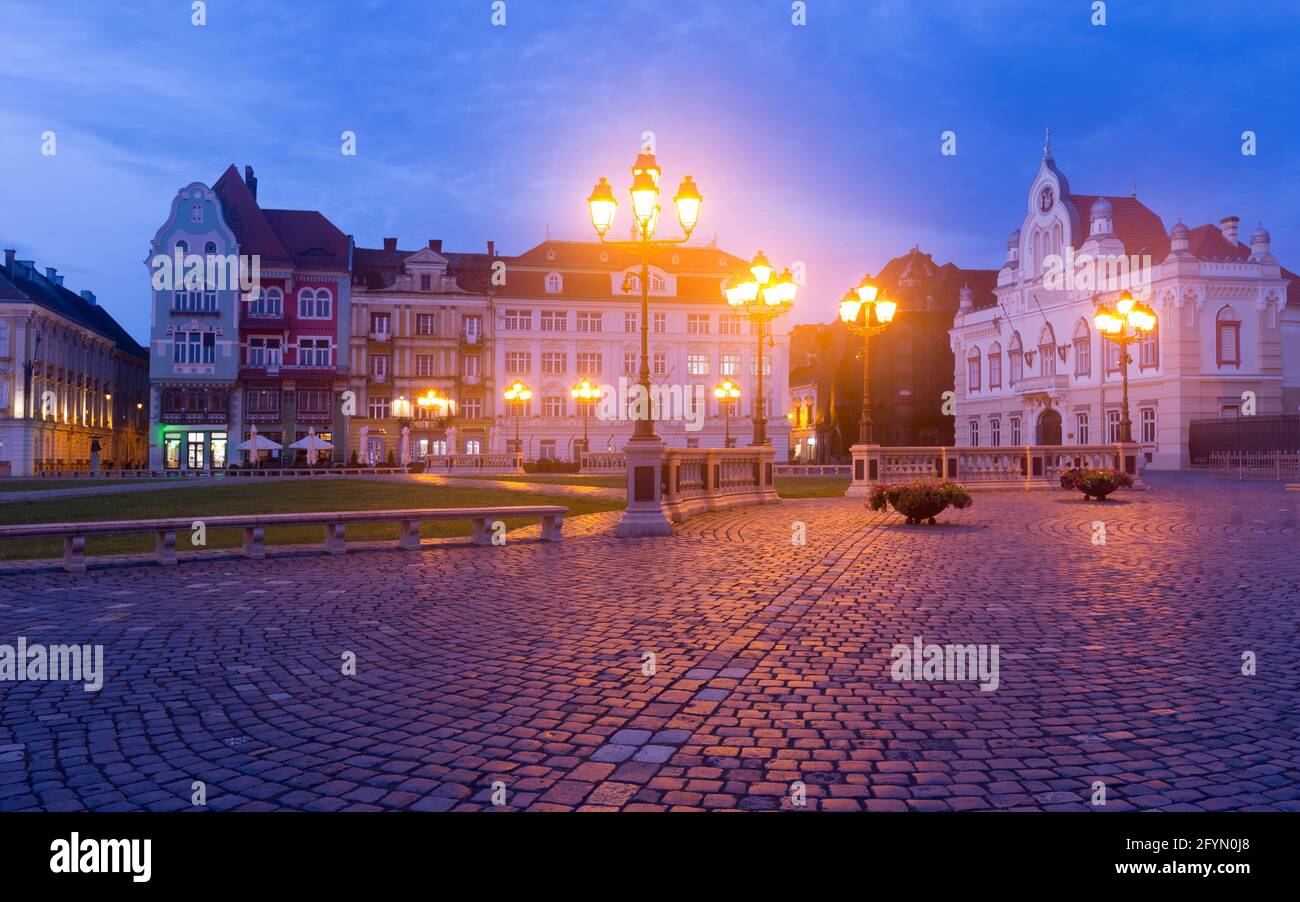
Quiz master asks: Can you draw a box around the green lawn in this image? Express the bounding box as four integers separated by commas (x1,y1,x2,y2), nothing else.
0,479,622,561
451,472,850,498
0,478,168,492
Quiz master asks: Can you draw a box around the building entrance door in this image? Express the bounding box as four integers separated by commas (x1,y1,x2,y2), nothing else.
1036,408,1062,445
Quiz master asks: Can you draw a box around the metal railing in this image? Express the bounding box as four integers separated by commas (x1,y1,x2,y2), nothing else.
1208,451,1300,481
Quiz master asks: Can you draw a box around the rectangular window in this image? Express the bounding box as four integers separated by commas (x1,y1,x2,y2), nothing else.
749,357,773,376
540,310,567,332
299,338,331,368
1107,410,1121,443
542,395,566,417
202,333,215,364
687,354,709,376
576,312,602,333
969,420,979,447
415,354,436,377
1010,416,1021,446
1040,345,1056,376
1105,341,1122,372
416,313,436,336
687,314,710,335
719,314,742,336
967,355,981,392
506,351,531,375
542,352,566,375
990,419,1001,447
246,389,280,414
369,313,391,338
988,353,1002,390
624,312,637,333
1140,327,1159,368
1217,322,1240,367
720,354,740,376
463,315,481,343
539,439,557,460
504,310,531,331
298,389,330,413
623,352,637,375
1076,413,1090,445
1009,351,1023,385
576,352,601,375
368,397,390,419
462,355,480,378
420,274,432,291
653,353,666,376
460,397,482,419
1074,338,1090,377
653,313,666,334
1140,407,1156,443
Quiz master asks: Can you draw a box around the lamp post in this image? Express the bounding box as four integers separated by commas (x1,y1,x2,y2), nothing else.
570,378,601,460
1094,289,1156,444
713,379,741,448
724,253,797,445
587,151,701,443
416,388,454,456
503,380,532,458
837,274,897,444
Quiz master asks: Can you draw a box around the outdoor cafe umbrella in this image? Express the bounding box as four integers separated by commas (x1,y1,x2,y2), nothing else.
289,427,334,465
235,424,282,463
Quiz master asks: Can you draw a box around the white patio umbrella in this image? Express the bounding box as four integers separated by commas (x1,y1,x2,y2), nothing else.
236,424,282,463
289,427,333,465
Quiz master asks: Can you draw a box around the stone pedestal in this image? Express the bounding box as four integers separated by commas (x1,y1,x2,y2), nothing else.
615,439,672,537
845,443,882,498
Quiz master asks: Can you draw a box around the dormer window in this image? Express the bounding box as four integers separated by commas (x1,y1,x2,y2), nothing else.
420,274,432,291
545,272,563,294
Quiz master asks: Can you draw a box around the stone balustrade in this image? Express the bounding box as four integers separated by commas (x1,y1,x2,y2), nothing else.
580,452,626,473
847,443,1145,496
423,453,523,474
659,446,778,523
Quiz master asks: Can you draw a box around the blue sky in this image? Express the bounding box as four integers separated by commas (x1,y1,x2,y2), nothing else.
2,0,1298,341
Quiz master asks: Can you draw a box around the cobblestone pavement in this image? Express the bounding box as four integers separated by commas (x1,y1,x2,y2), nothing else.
0,473,1296,812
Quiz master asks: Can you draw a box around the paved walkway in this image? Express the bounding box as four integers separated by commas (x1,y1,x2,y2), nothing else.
0,474,1296,811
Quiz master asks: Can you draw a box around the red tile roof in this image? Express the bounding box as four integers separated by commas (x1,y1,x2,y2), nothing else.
1067,195,1167,256
212,165,348,271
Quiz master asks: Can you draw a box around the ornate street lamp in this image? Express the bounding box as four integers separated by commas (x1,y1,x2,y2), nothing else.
570,378,602,458
725,254,797,445
1094,289,1156,444
587,151,701,444
712,378,741,448
838,274,897,444
503,380,532,457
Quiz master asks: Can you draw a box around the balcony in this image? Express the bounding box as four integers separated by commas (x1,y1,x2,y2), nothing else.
368,330,392,343
371,372,388,385
1015,374,1069,395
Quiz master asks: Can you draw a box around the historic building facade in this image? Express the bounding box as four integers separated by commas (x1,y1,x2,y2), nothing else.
0,251,148,475
949,139,1296,469
489,239,791,461
348,238,493,464
216,166,352,464
146,166,351,470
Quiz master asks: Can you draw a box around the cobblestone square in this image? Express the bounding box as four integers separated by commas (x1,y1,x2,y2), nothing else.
1,474,1297,812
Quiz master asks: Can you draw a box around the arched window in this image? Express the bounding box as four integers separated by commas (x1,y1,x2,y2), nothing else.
266,287,283,317
1038,323,1056,376
298,287,333,319
204,241,217,254
1216,306,1241,367
175,240,188,255
967,347,981,393
1051,221,1063,260
1072,318,1091,377
987,341,1002,390
544,272,563,294
1009,332,1023,385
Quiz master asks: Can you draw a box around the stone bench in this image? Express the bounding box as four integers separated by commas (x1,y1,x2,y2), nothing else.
0,505,567,574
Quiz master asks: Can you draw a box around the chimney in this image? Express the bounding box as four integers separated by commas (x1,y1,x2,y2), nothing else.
1219,215,1240,246
55,274,64,287
487,240,495,258
244,165,258,201
80,290,97,305
428,239,442,253
383,237,397,259
3,249,14,277
45,266,57,282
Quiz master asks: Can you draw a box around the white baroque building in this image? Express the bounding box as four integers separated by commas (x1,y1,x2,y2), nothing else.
950,140,1298,469
492,239,791,461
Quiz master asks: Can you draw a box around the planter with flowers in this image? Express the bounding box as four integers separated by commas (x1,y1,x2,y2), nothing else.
868,479,973,525
1059,467,1133,500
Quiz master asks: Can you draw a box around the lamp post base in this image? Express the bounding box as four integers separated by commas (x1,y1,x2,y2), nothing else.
615,439,672,537
845,443,883,497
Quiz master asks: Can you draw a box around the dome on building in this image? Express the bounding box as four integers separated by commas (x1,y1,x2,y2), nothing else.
1090,196,1112,218
1007,228,1021,248
1171,220,1190,239
1251,223,1270,243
